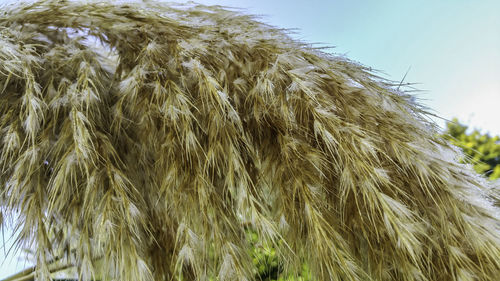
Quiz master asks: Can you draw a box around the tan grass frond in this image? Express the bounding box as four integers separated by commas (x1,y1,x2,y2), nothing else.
1,1,500,281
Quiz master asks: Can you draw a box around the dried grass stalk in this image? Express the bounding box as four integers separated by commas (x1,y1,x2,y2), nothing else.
0,1,499,280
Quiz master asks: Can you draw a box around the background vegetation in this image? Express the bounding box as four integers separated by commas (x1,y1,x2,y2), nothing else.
442,118,500,180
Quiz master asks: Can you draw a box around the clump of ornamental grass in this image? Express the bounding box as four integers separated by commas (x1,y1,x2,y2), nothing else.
1,1,500,280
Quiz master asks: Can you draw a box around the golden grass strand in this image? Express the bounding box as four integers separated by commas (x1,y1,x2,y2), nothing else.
0,1,499,280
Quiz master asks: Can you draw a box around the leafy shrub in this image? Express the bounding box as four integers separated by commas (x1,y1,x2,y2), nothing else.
442,118,500,180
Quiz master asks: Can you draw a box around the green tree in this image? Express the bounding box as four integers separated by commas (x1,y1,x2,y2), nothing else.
1,1,500,281
442,118,500,180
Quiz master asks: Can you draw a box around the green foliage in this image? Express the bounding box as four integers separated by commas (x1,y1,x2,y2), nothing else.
247,230,312,281
443,118,500,180
248,231,281,280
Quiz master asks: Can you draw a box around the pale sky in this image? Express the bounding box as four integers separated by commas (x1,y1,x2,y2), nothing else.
1,0,500,278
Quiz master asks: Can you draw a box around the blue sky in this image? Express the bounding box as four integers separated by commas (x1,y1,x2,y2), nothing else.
1,0,500,278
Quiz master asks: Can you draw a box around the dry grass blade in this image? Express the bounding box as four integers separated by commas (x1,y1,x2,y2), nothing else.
0,1,499,280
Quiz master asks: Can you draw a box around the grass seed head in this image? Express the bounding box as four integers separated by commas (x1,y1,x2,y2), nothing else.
0,1,500,281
